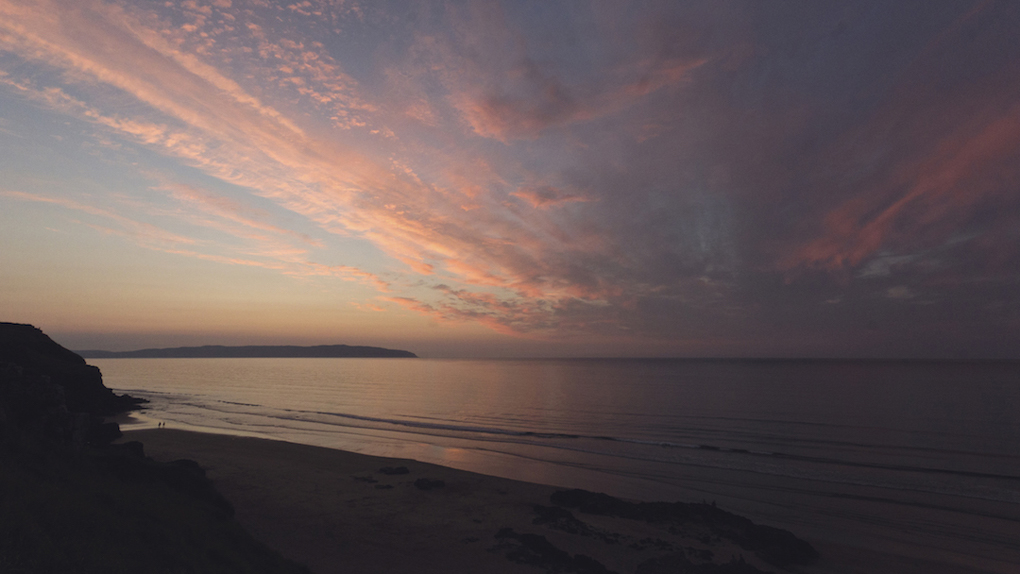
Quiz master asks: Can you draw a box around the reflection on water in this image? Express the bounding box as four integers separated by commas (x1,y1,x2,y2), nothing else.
96,358,1020,573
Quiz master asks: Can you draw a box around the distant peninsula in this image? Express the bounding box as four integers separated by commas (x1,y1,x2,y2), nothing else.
78,344,418,359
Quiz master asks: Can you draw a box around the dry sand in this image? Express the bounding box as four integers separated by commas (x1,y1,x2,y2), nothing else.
124,429,989,574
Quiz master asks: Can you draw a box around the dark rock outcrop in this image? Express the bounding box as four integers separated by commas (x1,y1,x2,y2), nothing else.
494,527,617,574
414,477,446,490
0,323,308,573
0,322,143,417
550,489,818,568
532,505,621,544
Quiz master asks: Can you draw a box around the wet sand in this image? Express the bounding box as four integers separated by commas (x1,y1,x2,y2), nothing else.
125,429,998,574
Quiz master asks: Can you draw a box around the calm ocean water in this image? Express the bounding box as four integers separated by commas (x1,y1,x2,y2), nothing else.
94,358,1020,572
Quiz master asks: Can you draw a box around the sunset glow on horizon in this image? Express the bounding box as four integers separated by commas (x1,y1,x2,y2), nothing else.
2,0,1019,358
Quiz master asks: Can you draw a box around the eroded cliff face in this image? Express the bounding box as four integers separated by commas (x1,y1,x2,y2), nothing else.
0,322,141,452
0,322,141,417
0,324,309,574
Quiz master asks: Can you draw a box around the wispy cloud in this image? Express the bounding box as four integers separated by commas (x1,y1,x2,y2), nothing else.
153,178,322,247
510,185,592,209
1,187,387,289
1,190,198,247
404,1,707,141
785,100,1020,271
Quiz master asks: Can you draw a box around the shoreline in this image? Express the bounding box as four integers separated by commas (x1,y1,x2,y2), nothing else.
123,428,985,574
126,428,816,574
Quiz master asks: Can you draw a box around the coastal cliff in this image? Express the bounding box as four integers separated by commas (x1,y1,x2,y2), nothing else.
0,323,143,417
0,322,308,573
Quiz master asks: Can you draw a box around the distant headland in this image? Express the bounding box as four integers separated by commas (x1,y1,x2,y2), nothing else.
78,344,417,359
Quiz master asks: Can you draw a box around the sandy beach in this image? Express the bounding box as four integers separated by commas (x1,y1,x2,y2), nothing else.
122,428,1002,574
126,429,810,574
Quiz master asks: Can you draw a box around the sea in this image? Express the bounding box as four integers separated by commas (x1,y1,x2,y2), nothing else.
93,358,1020,573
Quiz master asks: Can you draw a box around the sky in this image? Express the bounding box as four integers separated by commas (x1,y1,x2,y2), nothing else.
1,0,1019,358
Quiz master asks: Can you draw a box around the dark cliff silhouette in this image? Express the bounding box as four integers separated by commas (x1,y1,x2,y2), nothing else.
79,344,418,359
0,322,308,573
1,322,144,417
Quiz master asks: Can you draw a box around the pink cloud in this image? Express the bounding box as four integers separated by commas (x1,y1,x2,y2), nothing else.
784,100,1020,271
510,185,591,209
